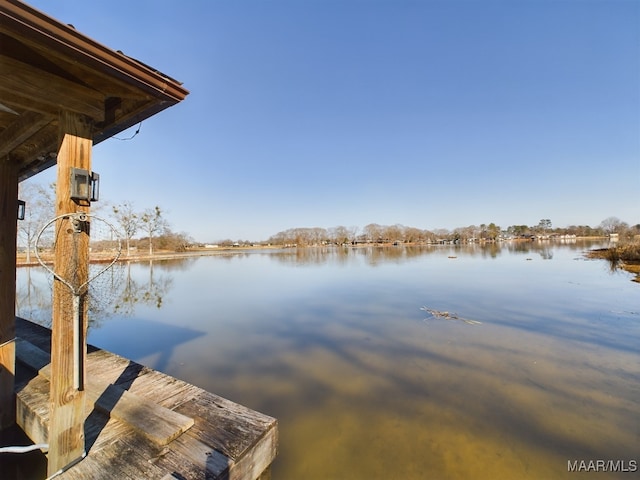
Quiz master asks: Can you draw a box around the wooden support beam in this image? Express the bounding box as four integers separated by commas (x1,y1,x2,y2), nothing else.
48,111,92,476
0,158,18,430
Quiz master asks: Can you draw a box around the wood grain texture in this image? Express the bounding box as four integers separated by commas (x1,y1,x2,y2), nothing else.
92,384,194,445
18,340,194,446
15,317,277,479
0,55,105,120
48,110,92,475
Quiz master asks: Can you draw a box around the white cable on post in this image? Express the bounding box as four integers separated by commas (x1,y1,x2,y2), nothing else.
0,443,48,454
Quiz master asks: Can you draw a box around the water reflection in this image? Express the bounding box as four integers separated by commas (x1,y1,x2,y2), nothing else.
15,267,50,326
112,261,174,316
14,242,639,479
267,241,580,267
179,275,638,479
15,258,195,329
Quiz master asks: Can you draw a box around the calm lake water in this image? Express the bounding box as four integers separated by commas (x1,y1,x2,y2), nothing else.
15,241,640,479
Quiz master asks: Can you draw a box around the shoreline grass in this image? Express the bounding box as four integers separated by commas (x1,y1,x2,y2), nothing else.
587,243,640,282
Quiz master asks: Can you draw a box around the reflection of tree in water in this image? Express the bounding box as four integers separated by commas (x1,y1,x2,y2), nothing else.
505,239,607,257
506,242,534,254
15,267,51,327
16,259,177,330
505,242,551,257
474,243,501,258
269,245,442,267
15,264,126,329
268,242,615,266
113,260,174,316
269,247,347,266
538,248,554,260
150,257,198,272
361,246,432,266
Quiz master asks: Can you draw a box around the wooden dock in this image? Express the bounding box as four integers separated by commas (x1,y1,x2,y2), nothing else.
13,317,277,479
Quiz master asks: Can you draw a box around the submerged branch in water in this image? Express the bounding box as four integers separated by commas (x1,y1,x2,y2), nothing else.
420,306,482,325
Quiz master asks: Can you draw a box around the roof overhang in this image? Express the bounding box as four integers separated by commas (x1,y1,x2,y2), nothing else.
0,0,189,181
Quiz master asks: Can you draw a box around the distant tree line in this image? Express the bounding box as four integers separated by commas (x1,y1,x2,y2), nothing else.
16,182,638,250
265,217,640,247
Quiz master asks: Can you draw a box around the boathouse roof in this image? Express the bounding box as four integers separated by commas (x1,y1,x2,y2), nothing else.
0,0,189,181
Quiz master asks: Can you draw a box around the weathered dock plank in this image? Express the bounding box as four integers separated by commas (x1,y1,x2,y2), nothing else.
17,340,194,446
14,317,277,479
123,371,201,410
92,383,195,446
15,374,49,445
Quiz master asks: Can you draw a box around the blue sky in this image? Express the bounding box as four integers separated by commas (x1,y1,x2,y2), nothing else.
25,0,639,242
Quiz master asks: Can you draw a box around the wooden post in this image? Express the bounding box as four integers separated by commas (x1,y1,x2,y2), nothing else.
0,158,18,430
48,111,92,475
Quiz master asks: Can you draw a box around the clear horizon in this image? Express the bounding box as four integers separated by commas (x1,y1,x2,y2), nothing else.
22,0,640,243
